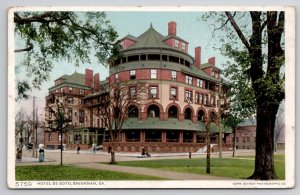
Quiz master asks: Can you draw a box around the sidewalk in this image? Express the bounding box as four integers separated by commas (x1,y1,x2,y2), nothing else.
74,162,231,180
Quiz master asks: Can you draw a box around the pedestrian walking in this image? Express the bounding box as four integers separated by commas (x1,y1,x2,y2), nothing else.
93,144,96,154
77,145,81,154
39,147,45,162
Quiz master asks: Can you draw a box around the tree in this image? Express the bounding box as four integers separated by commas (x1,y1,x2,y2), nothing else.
47,96,72,165
15,108,34,159
88,82,146,164
204,11,285,180
14,11,121,100
15,109,27,154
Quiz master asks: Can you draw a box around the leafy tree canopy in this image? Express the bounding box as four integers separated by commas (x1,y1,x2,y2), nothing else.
14,11,121,100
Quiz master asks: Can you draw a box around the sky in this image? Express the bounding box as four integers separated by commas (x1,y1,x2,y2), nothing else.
15,11,229,118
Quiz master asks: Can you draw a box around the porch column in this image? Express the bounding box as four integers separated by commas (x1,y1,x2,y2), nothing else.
140,130,145,143
179,131,183,143
122,132,126,143
193,132,197,144
162,131,167,143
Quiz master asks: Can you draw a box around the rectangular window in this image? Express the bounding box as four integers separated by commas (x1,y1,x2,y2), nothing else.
150,86,158,98
212,71,215,77
60,88,64,93
115,73,119,81
197,79,203,87
129,86,136,98
200,94,203,104
48,133,52,141
195,92,199,104
204,94,208,105
171,71,177,81
58,133,62,141
185,75,192,84
185,90,192,102
130,70,136,80
182,42,186,50
247,137,251,142
174,40,179,48
79,110,85,123
80,89,84,95
151,69,157,79
68,109,73,118
210,96,215,106
170,87,177,100
69,87,73,93
97,119,100,128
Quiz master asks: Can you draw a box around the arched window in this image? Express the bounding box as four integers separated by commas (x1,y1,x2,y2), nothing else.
184,107,192,119
198,110,205,121
128,105,139,118
147,105,160,118
168,106,178,118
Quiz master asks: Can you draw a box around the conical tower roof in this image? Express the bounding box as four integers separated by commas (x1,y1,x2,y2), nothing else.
128,25,170,49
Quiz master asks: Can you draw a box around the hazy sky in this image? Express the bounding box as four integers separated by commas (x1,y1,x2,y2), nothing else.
15,11,229,117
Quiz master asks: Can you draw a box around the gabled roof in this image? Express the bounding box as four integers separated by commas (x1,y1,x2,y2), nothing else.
162,35,189,44
121,34,138,42
201,63,221,70
58,72,86,86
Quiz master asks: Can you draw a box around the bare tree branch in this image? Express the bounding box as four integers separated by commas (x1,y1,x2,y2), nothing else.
14,43,33,53
225,11,250,51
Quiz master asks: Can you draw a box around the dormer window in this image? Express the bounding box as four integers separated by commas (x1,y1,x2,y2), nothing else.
182,42,186,50
174,40,179,48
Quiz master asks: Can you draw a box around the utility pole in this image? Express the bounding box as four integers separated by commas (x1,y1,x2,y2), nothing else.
32,96,35,158
35,108,38,158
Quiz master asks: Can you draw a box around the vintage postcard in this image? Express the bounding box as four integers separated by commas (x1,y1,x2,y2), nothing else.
7,6,295,189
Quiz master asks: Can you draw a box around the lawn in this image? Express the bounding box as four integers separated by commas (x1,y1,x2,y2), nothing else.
117,155,285,179
16,165,165,180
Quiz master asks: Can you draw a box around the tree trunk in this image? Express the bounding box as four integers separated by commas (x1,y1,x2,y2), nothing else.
248,102,279,180
109,143,116,164
232,127,236,157
110,150,116,164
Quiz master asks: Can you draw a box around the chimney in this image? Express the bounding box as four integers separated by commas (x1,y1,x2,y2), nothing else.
93,73,100,91
85,69,93,87
195,47,201,69
208,57,215,65
168,21,177,36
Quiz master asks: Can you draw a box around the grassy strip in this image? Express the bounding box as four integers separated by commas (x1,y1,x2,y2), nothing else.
16,165,165,180
117,155,285,179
